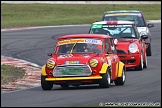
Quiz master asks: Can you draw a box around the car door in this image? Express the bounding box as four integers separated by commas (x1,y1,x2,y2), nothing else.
105,38,118,79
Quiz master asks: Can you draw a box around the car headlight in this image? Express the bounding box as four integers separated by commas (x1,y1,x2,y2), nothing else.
129,43,138,53
89,59,98,68
46,60,55,69
140,31,147,36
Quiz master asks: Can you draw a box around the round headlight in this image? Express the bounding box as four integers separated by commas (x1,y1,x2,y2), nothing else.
46,60,55,69
90,59,98,68
140,31,147,36
129,43,138,53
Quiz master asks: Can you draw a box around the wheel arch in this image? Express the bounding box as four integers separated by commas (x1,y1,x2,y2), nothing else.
118,61,125,77
42,65,47,76
99,63,110,74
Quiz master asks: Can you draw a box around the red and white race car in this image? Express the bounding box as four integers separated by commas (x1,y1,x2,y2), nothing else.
89,21,148,70
41,34,126,90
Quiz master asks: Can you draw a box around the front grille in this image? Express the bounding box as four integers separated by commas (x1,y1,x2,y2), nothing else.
53,64,92,77
121,60,136,64
117,50,127,54
127,60,136,64
119,56,126,58
121,60,126,64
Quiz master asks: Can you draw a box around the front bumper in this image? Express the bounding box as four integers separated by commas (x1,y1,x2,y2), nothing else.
118,53,141,68
45,76,102,81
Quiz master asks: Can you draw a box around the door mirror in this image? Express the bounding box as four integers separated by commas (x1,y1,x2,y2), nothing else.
107,51,112,54
147,23,154,28
47,53,52,57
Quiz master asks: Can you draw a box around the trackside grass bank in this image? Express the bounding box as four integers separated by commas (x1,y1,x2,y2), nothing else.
1,4,161,28
1,64,25,85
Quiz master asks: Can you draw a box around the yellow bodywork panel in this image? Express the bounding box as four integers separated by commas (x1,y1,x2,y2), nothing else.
115,62,119,76
99,63,109,74
42,65,47,76
118,61,125,77
46,76,102,81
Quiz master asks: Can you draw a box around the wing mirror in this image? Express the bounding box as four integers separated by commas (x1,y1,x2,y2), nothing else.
106,52,112,55
47,53,52,57
147,23,154,28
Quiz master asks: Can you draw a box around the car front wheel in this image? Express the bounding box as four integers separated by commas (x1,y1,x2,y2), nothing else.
41,75,53,90
135,54,143,71
147,43,152,56
114,69,126,85
99,70,111,88
143,52,147,68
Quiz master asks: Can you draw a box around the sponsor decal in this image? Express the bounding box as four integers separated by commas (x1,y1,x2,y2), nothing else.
105,13,141,17
58,39,102,45
62,68,83,74
92,24,102,28
103,25,132,27
59,54,73,58
65,61,80,65
58,39,84,45
84,55,90,58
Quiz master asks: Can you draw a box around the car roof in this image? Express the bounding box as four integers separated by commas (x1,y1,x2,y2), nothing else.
57,34,112,40
104,10,141,14
92,20,135,25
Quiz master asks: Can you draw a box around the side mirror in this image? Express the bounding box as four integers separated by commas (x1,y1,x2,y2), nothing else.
107,51,112,54
47,53,52,57
147,23,154,28
141,35,148,40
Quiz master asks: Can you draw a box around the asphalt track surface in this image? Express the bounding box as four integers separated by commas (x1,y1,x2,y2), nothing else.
1,23,161,107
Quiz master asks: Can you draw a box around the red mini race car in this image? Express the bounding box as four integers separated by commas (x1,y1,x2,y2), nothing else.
41,34,126,90
89,21,148,70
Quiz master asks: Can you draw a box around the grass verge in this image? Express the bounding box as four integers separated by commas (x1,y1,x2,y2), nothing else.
1,4,161,28
1,64,25,85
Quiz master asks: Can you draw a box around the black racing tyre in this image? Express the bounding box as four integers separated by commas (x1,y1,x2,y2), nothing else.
146,43,152,56
41,75,53,90
114,69,126,85
143,52,147,68
135,54,143,71
99,70,111,88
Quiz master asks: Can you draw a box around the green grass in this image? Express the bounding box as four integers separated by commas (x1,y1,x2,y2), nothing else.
1,64,25,85
1,3,161,28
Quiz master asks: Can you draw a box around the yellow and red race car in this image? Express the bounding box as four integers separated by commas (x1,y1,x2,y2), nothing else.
41,34,126,90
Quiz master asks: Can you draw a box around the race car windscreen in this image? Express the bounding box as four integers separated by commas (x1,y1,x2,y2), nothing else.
103,13,146,27
57,38,103,54
89,24,137,39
